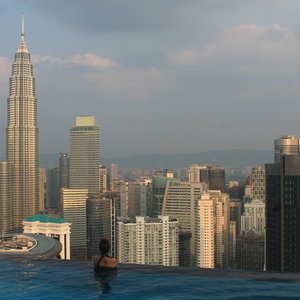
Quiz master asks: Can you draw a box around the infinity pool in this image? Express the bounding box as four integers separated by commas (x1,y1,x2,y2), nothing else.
1,258,300,299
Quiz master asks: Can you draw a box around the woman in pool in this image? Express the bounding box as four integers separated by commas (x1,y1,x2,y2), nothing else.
93,239,118,270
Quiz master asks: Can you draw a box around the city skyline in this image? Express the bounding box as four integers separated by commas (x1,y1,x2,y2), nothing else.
1,1,300,158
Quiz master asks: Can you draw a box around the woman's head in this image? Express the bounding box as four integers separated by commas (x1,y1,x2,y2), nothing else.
99,238,110,254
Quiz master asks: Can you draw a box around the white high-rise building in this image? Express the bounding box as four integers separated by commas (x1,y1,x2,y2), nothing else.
117,216,179,266
196,190,230,269
61,188,88,259
6,18,39,231
70,116,99,194
241,199,265,234
196,193,214,268
162,180,204,265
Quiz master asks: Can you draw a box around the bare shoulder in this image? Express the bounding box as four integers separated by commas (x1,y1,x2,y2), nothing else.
109,257,118,268
104,256,118,268
92,255,101,267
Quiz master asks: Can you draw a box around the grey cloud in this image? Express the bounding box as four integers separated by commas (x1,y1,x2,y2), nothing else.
27,0,281,36
31,0,189,34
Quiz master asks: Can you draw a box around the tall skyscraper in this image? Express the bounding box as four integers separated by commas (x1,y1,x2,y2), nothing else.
266,135,300,272
6,18,39,231
266,159,300,271
70,116,99,194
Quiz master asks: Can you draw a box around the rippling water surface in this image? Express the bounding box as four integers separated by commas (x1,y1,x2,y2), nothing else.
1,258,300,299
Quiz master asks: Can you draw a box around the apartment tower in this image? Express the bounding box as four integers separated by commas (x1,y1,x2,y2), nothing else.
196,191,230,269
117,216,179,266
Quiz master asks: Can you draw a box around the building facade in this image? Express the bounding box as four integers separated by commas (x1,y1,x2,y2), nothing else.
86,196,117,259
70,116,99,195
188,164,225,192
38,168,46,212
61,188,88,259
99,165,110,193
46,167,60,210
59,153,70,189
151,175,179,217
236,229,265,271
117,216,179,266
6,19,39,232
23,214,71,259
0,162,11,234
266,150,300,272
274,135,300,163
162,180,204,266
241,199,265,234
196,191,230,269
119,182,148,218
251,166,265,202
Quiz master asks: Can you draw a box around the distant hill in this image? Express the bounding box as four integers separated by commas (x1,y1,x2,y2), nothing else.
102,149,273,169
0,150,272,169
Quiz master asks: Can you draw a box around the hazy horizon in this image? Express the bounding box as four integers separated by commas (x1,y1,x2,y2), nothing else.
1,1,300,157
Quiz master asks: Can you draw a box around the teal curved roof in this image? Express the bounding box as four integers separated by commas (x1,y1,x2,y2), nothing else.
25,214,65,224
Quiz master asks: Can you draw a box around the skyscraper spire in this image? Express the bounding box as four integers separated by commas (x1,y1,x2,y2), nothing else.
17,15,28,53
21,15,25,36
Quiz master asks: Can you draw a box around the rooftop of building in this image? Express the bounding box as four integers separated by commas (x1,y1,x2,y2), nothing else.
117,216,178,224
24,214,66,224
0,234,61,258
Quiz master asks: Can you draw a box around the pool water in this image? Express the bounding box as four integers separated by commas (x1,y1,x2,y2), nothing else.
1,258,300,299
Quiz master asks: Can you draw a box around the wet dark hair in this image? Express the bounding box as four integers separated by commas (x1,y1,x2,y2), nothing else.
99,239,109,255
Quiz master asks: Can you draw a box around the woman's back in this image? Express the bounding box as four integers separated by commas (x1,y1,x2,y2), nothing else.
94,239,118,270
94,255,118,270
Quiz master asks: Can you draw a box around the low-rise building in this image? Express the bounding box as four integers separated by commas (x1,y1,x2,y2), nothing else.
22,214,71,259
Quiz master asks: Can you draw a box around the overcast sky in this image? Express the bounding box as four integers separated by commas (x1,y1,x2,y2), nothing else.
0,0,300,158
